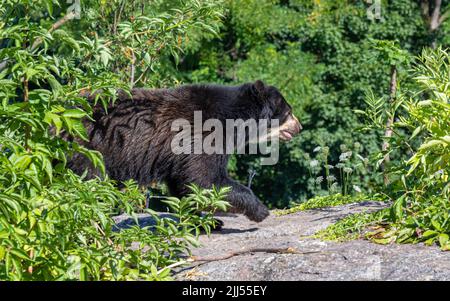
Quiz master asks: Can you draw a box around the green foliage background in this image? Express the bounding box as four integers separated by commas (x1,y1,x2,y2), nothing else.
0,0,228,280
0,0,449,280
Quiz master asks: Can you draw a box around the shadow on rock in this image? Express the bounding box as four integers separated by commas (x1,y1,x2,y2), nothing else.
113,213,178,231
219,227,259,235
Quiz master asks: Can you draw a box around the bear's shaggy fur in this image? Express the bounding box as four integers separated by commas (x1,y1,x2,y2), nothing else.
68,81,301,222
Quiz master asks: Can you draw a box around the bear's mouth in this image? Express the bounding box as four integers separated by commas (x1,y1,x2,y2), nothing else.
279,129,295,141
277,114,302,141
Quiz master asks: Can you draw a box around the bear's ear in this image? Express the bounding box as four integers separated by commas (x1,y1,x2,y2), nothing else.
251,80,266,99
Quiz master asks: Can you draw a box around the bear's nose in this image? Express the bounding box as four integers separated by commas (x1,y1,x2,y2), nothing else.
292,114,302,134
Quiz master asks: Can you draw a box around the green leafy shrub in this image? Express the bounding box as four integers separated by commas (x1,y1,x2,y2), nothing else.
275,193,386,216
324,48,450,250
315,209,389,242
366,48,450,250
0,0,228,280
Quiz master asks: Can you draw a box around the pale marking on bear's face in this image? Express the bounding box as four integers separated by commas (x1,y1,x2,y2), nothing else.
270,114,302,142
254,114,302,143
278,114,302,141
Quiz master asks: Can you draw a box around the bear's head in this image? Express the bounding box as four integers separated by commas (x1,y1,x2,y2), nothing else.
250,80,302,141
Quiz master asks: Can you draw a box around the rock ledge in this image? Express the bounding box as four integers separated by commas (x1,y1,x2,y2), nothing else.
172,202,450,281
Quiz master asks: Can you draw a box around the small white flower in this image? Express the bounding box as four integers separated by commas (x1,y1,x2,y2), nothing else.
313,146,322,153
339,151,353,162
309,160,319,168
353,185,362,193
434,169,444,177
315,176,324,184
336,163,345,169
327,175,336,182
325,164,334,170
330,182,339,191
343,167,353,174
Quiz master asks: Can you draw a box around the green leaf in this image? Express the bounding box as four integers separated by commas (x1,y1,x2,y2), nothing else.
391,195,406,221
0,246,5,261
439,234,449,247
410,126,422,140
422,230,439,239
0,230,9,239
10,248,30,261
62,109,87,119
42,157,53,183
80,266,88,281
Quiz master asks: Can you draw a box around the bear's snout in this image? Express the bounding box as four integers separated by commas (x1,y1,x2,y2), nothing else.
279,114,302,141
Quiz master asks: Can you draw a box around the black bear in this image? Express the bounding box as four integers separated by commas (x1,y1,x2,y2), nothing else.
68,80,301,222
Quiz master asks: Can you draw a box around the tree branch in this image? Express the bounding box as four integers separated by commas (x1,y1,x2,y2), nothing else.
430,0,443,31
0,11,76,73
130,49,136,88
439,9,450,26
382,65,397,186
30,10,77,51
420,0,430,23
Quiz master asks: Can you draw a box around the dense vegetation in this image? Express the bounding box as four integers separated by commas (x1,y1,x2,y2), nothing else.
0,0,449,280
318,48,450,250
0,0,228,280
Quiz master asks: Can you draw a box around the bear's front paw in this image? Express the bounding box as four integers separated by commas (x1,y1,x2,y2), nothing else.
246,204,270,222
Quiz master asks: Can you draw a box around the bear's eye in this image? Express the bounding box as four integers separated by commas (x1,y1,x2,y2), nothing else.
282,111,291,121
273,110,289,120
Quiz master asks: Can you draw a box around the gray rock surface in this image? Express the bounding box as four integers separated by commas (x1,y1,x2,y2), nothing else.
170,202,450,281
114,202,450,280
